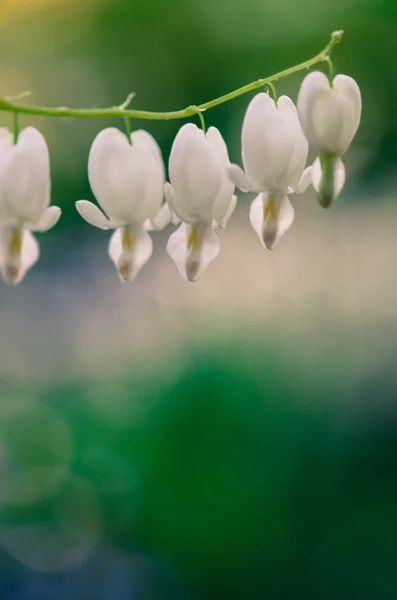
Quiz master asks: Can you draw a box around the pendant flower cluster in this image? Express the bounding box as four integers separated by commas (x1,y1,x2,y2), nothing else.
165,124,237,281
0,67,361,286
76,128,168,282
0,127,61,285
228,93,311,249
297,72,361,208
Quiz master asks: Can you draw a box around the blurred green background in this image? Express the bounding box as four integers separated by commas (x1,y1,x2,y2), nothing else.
1,0,397,598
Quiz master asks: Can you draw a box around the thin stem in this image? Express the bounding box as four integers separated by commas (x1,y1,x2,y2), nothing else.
190,106,206,132
124,116,132,144
322,55,334,84
267,82,278,105
0,31,343,123
13,111,19,144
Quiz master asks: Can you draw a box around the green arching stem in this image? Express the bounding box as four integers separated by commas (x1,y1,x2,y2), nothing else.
0,31,343,123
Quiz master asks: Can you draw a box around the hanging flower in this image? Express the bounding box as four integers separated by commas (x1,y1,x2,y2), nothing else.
165,124,237,282
228,93,311,250
297,71,361,207
76,128,168,282
0,127,61,285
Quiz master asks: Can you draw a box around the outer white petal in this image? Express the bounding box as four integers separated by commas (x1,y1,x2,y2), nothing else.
297,72,330,148
212,171,235,228
75,200,115,230
206,127,236,227
0,127,51,225
297,71,360,155
164,182,192,224
0,228,39,285
214,195,238,230
167,222,220,282
205,127,230,167
168,124,222,223
242,93,295,192
277,95,309,190
131,130,165,178
29,206,62,232
108,227,153,283
144,202,172,231
333,75,362,153
226,164,257,193
249,193,294,250
312,157,346,201
88,128,163,225
0,128,13,167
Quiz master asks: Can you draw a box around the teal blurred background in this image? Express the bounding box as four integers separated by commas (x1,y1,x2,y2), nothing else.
1,0,397,598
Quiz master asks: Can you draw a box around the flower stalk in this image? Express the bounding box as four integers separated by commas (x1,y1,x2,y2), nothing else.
0,31,343,124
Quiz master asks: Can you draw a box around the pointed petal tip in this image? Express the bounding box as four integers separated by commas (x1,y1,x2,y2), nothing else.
316,192,334,209
185,258,201,282
109,227,153,283
312,156,346,208
0,229,40,285
1,266,21,286
116,258,135,282
262,238,277,251
167,222,220,282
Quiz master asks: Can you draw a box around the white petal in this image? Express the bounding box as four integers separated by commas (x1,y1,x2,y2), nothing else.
212,174,235,227
205,127,230,167
144,202,172,231
214,195,238,230
164,182,190,224
131,130,165,178
168,124,222,223
226,164,257,193
277,95,309,190
297,72,330,148
312,157,346,206
163,183,182,224
206,127,236,226
297,71,361,155
0,127,51,225
242,93,295,192
88,128,164,225
0,128,13,167
249,193,294,250
108,226,153,283
75,200,115,230
0,228,39,285
29,206,61,232
333,75,362,152
290,166,313,195
167,222,220,282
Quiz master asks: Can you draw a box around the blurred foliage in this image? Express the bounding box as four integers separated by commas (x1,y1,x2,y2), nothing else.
1,338,397,598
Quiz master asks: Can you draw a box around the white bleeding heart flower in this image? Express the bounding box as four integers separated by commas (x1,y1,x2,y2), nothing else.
76,128,167,282
297,71,361,207
165,124,237,282
0,127,61,285
228,93,310,250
